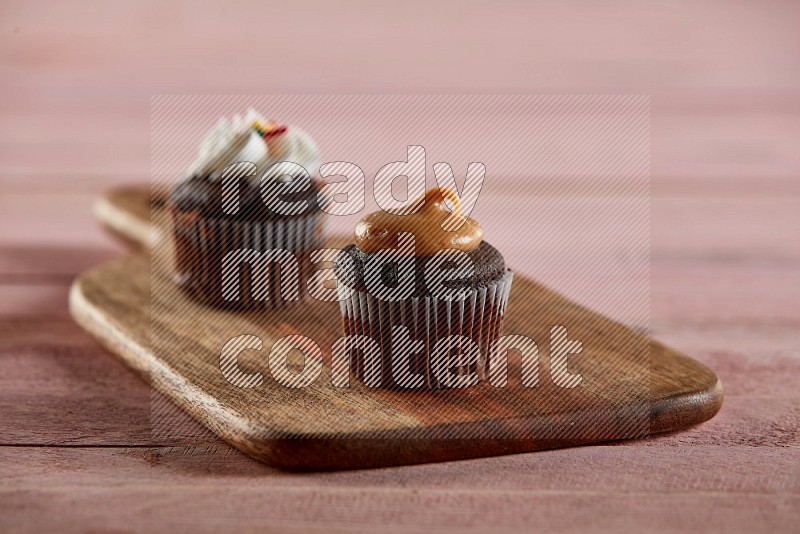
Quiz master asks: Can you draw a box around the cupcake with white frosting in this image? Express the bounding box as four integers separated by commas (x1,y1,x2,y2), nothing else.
170,109,326,310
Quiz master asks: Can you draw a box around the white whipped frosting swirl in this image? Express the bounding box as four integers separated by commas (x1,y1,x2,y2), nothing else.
187,108,319,181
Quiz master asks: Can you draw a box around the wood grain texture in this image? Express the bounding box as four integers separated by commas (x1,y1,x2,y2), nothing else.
2,0,798,528
67,188,722,468
0,317,220,446
93,185,167,249
2,2,799,183
2,313,793,449
1,446,797,533
3,187,793,455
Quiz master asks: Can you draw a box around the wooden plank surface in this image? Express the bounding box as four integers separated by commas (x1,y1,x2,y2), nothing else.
69,216,722,468
1,446,798,534
2,186,798,529
3,185,798,530
2,0,800,530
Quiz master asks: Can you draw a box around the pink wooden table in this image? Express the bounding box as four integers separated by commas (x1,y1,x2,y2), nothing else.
1,1,798,532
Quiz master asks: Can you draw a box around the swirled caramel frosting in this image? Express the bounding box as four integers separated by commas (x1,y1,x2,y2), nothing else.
354,188,483,256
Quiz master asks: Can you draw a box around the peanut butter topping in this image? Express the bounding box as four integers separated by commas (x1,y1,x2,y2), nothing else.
354,188,483,256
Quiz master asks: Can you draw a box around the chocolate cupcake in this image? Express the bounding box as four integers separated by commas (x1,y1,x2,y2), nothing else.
170,109,326,310
334,188,513,389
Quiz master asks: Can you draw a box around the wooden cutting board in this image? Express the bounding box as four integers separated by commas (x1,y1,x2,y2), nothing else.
70,187,722,469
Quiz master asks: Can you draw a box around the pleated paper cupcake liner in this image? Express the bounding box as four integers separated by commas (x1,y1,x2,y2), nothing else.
171,207,327,310
338,270,513,389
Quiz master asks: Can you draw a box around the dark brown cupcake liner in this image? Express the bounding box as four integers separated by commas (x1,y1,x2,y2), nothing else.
171,206,327,310
338,270,513,389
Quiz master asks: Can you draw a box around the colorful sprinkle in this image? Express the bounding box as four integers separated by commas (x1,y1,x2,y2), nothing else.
252,119,288,138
